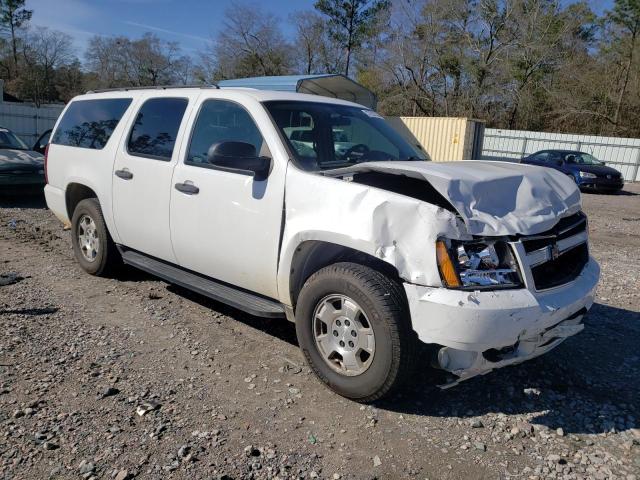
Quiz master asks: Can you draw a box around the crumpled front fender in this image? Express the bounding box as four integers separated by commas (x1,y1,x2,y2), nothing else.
277,167,469,305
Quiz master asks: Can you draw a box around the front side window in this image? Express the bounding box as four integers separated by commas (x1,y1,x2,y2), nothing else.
264,101,427,171
566,152,603,165
0,128,28,150
186,99,264,166
128,97,188,160
52,98,132,150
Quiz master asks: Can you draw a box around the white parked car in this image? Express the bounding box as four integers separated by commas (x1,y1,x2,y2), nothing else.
44,86,599,401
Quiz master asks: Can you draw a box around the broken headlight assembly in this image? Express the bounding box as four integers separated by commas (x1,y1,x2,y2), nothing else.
436,239,523,290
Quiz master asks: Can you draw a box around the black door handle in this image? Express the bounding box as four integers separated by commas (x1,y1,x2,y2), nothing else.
115,169,133,180
174,182,199,195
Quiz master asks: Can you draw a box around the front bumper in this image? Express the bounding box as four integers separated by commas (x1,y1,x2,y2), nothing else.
404,257,600,386
577,177,623,191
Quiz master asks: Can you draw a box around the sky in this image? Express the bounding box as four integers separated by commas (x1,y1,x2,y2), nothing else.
28,0,615,58
28,0,317,55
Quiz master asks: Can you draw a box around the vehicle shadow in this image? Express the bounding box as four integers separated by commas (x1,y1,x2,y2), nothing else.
165,283,299,346
163,287,638,436
582,189,639,197
111,264,158,283
0,307,59,316
0,192,47,209
617,190,639,196
378,302,639,435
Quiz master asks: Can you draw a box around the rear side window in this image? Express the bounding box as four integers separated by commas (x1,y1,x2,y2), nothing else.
128,97,188,160
52,98,132,150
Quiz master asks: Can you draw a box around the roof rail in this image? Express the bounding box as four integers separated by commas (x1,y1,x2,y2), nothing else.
85,84,219,94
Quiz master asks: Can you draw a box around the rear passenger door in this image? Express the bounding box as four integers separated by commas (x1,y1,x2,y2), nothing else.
112,92,198,262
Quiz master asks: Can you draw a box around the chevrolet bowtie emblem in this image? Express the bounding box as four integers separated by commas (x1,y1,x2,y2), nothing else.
550,243,560,260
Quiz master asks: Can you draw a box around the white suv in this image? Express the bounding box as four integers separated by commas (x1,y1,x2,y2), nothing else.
44,86,600,401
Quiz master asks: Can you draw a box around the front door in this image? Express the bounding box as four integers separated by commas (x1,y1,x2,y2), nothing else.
170,97,286,299
112,93,197,262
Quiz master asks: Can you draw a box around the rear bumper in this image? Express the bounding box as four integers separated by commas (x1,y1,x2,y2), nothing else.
404,257,599,385
44,184,69,224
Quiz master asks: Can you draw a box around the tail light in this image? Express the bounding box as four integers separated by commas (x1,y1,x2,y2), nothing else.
44,144,50,184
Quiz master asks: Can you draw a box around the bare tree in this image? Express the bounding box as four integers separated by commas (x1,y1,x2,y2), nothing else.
608,0,640,128
290,11,345,75
17,27,76,105
85,33,192,88
203,2,291,80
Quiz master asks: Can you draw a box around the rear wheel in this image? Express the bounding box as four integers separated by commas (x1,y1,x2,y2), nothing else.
295,262,415,402
71,198,120,276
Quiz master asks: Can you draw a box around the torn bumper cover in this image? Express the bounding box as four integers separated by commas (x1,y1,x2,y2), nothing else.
404,257,599,387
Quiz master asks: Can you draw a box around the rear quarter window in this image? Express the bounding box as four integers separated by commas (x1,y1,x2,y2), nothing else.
52,98,132,150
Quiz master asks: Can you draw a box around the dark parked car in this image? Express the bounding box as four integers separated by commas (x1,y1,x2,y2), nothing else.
521,150,624,193
0,126,45,193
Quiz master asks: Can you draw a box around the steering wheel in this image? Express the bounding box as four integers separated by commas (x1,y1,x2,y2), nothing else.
345,143,370,161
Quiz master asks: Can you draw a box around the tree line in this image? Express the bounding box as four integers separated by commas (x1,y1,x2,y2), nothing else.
0,0,639,137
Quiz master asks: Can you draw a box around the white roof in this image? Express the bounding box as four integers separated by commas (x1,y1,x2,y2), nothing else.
77,87,368,109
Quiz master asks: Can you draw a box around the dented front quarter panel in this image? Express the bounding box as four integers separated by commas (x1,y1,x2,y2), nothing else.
277,166,469,305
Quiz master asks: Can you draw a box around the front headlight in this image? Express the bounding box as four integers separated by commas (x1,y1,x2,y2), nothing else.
579,171,597,179
436,239,523,289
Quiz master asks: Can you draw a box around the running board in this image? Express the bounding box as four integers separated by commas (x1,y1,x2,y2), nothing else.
120,249,285,318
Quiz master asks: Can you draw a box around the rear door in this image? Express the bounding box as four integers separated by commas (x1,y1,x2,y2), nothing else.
112,91,199,262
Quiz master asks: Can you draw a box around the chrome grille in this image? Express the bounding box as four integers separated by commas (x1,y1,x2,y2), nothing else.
513,212,589,291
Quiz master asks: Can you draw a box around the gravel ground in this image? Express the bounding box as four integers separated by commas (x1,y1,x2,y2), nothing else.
0,184,639,480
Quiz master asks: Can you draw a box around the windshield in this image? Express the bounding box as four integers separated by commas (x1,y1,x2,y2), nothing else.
0,128,28,150
264,101,428,171
566,152,603,165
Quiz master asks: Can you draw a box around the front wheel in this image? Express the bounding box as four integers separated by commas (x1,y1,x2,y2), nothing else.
295,262,415,402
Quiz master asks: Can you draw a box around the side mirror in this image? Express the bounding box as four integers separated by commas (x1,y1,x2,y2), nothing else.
32,142,45,154
207,141,272,181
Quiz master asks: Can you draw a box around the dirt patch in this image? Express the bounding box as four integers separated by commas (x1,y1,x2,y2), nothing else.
0,185,638,479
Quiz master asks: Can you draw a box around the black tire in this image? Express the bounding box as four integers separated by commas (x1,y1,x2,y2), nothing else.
71,198,120,276
295,262,415,402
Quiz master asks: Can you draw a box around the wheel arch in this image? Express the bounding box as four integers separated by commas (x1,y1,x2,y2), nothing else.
65,182,99,220
285,239,402,310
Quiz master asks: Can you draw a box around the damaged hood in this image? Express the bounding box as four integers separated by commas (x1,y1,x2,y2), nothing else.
332,160,582,236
